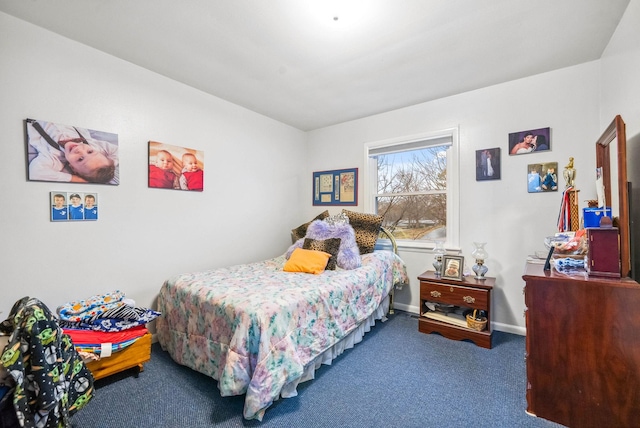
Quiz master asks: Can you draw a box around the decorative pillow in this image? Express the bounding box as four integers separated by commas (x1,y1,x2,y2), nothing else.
286,220,361,270
341,209,384,255
291,210,330,242
283,248,331,274
303,237,341,270
324,212,349,226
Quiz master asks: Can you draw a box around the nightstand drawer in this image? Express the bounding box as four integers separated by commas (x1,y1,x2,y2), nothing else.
420,281,488,309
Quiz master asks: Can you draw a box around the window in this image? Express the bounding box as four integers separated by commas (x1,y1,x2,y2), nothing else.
364,128,459,249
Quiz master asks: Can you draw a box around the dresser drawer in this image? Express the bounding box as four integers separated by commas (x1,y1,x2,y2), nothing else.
85,333,152,380
420,281,488,309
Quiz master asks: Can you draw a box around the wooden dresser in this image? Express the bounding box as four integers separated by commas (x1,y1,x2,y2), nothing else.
523,263,640,428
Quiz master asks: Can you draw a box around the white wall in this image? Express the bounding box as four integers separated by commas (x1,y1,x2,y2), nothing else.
2,0,639,336
600,0,640,278
305,0,640,334
306,62,602,334
0,12,308,319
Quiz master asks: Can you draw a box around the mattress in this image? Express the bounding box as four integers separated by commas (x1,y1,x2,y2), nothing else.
156,250,408,420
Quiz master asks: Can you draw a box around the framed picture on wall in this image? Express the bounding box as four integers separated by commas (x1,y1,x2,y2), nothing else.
509,127,551,155
527,162,559,193
50,191,99,221
26,118,119,185
313,168,357,206
476,147,501,181
148,141,204,191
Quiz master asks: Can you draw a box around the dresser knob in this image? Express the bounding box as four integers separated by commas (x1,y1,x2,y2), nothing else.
463,295,475,304
430,290,441,298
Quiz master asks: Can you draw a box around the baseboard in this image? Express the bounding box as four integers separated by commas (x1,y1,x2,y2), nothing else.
393,302,526,336
492,322,526,336
394,302,419,314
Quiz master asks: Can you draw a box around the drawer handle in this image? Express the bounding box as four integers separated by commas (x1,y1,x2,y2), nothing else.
463,295,475,304
430,291,442,298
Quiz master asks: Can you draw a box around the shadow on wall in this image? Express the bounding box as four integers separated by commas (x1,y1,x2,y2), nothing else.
628,133,640,282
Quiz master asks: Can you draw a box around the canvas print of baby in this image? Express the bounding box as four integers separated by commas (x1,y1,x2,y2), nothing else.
148,141,204,191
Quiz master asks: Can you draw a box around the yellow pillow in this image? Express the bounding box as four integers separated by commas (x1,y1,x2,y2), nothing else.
283,248,331,274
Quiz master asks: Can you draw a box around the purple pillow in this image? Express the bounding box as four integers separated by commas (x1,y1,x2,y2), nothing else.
286,220,362,270
290,210,329,242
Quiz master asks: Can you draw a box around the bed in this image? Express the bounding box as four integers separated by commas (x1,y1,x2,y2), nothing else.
156,214,409,420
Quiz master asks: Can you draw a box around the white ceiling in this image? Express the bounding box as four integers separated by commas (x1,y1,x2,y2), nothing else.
0,0,630,131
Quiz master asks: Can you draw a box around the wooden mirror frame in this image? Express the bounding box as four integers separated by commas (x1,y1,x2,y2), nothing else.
595,115,630,277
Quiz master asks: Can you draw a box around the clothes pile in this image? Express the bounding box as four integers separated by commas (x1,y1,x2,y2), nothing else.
0,296,94,428
56,290,160,363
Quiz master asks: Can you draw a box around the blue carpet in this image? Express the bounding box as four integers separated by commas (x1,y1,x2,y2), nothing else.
70,311,564,427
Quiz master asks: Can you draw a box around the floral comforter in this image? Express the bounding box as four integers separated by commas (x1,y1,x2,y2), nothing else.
156,250,408,420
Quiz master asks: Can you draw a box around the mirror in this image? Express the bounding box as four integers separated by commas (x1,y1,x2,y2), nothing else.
595,115,630,277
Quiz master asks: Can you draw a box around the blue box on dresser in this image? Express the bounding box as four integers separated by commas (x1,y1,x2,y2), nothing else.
583,207,612,227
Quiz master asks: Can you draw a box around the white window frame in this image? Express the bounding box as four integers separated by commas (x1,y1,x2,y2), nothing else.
363,127,460,250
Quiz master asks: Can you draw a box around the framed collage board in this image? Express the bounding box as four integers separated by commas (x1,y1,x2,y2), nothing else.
313,168,357,206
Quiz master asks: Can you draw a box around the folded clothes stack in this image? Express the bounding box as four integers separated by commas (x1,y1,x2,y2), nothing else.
553,257,586,274
65,325,149,355
57,290,160,360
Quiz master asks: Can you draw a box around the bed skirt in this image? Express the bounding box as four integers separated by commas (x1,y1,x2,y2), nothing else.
279,294,390,398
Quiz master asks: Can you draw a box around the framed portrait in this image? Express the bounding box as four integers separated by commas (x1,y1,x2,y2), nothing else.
476,147,501,181
51,191,99,222
149,141,204,191
442,255,464,281
527,162,559,193
508,127,551,155
26,118,119,185
313,168,357,206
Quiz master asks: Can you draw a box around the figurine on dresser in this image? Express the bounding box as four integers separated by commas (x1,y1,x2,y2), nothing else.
563,157,576,188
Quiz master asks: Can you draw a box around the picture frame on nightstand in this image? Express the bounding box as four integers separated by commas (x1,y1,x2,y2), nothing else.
442,255,464,280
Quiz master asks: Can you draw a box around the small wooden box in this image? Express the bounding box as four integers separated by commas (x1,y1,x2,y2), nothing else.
587,227,620,278
85,333,152,381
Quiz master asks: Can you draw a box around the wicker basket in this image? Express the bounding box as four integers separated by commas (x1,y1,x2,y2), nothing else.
466,309,487,331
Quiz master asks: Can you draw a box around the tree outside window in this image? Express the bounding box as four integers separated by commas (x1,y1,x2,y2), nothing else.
365,129,458,248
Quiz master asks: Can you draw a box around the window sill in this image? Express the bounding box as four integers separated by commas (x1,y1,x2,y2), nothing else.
376,239,459,254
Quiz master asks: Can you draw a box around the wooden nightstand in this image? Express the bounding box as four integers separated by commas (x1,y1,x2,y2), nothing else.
417,271,494,349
